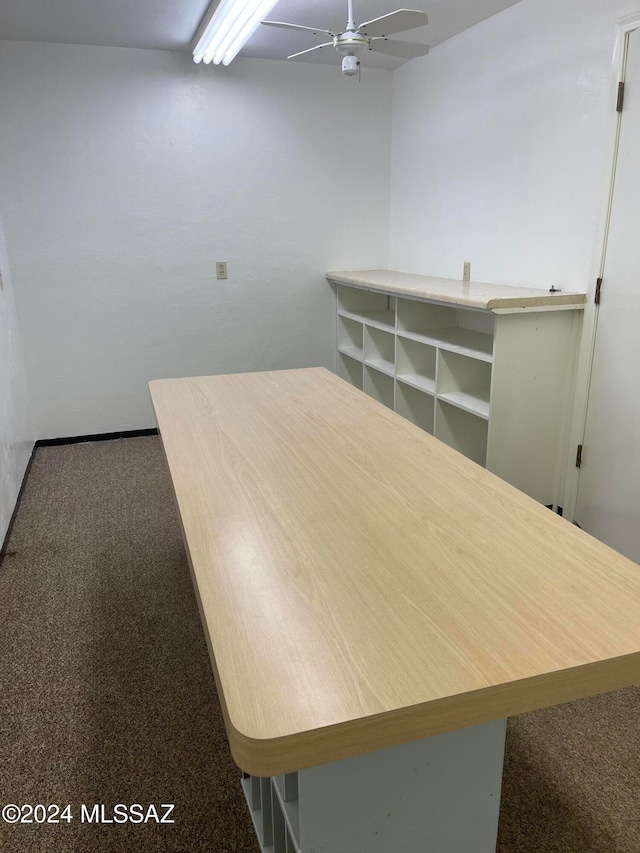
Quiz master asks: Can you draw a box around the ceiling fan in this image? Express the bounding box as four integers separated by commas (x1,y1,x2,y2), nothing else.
261,1,429,76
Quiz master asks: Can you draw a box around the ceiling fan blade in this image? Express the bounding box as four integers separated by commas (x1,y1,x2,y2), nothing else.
358,9,428,38
287,42,334,59
262,21,336,36
369,38,429,59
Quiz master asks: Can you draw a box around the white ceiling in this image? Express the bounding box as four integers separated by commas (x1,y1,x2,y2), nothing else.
0,0,523,69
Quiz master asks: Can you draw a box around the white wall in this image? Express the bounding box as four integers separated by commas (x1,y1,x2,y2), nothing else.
390,0,640,516
390,0,640,290
0,208,34,542
6,0,635,441
0,42,392,439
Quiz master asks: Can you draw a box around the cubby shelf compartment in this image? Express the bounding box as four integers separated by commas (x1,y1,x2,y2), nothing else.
338,315,364,361
397,299,494,361
403,327,494,361
364,326,395,376
364,365,395,410
241,775,275,851
242,774,301,853
337,284,396,330
396,336,436,394
437,350,491,420
340,308,395,330
286,828,297,853
436,400,488,467
338,352,363,390
396,380,435,434
273,774,301,850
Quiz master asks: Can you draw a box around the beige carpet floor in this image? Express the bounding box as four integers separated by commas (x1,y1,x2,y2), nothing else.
0,436,638,852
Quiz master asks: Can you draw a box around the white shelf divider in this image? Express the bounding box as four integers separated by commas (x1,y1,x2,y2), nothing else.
397,298,457,333
340,308,396,330
261,777,274,848
243,775,301,853
338,351,363,390
338,345,363,361
365,358,395,376
273,775,301,851
285,827,297,852
396,336,437,393
396,380,435,434
338,315,364,361
438,391,490,420
397,297,494,360
364,365,395,410
337,284,396,330
437,350,491,419
396,372,436,394
435,400,489,467
399,327,493,361
364,326,396,375
242,776,272,852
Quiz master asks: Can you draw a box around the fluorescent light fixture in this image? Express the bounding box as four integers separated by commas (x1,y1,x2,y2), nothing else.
193,0,279,66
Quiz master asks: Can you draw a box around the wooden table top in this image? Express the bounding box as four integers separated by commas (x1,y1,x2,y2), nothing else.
150,368,640,775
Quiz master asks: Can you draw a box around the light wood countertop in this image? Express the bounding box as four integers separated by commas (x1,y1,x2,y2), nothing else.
150,368,639,776
327,269,587,312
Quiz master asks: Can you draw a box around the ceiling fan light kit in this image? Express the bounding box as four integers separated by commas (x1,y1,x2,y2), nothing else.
342,55,361,76
262,0,429,76
192,0,280,66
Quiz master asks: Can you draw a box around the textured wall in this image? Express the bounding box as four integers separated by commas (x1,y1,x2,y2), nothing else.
389,0,639,290
0,42,392,439
0,209,33,541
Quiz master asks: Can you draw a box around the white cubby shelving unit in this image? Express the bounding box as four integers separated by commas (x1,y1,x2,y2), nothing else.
242,771,300,853
241,720,507,853
328,270,586,507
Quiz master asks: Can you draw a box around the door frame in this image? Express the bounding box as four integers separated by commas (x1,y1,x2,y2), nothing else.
563,13,640,521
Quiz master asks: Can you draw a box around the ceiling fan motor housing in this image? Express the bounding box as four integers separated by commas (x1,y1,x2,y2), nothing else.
334,31,369,54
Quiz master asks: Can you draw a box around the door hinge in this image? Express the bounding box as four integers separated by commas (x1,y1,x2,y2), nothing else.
617,81,625,112
594,277,603,305
575,444,583,468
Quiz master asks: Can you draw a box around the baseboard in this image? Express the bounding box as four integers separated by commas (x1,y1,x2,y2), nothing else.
0,444,37,569
1,429,159,568
35,428,158,447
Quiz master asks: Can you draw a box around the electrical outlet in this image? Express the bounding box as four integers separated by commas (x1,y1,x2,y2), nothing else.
216,261,228,280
